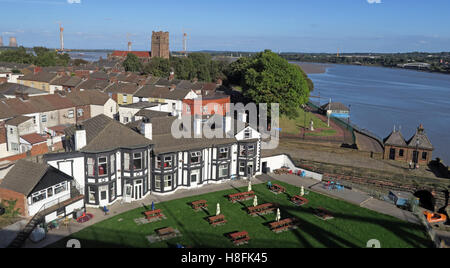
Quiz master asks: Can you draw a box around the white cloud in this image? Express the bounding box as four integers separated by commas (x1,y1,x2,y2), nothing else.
67,0,81,4
367,0,382,4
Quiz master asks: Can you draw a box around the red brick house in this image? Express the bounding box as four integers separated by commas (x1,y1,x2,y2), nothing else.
383,124,434,165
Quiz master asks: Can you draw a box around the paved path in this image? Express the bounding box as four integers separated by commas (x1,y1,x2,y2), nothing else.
0,219,27,248
270,173,420,225
355,131,384,153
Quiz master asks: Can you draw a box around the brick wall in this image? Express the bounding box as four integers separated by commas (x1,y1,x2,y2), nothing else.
0,188,27,217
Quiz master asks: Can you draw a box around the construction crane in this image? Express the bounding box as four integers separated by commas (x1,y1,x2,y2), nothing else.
127,33,132,51
181,28,191,57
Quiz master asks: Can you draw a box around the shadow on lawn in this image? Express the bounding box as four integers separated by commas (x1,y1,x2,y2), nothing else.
47,205,432,248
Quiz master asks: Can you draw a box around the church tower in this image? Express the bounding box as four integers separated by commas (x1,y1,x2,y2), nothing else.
151,31,170,59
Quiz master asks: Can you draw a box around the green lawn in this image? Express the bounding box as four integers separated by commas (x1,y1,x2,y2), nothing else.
48,181,431,248
280,109,335,136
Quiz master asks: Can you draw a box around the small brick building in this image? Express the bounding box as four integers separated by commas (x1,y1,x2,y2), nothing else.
383,124,434,165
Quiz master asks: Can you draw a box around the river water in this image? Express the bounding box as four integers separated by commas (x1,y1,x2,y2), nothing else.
302,63,450,165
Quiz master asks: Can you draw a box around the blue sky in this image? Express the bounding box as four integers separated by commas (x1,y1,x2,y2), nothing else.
0,0,449,52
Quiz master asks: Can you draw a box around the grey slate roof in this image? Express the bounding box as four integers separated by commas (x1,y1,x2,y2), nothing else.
18,72,59,83
407,126,434,150
0,160,50,196
66,114,152,153
134,85,193,100
384,130,407,147
135,109,171,119
0,83,48,96
5,115,33,126
321,102,350,112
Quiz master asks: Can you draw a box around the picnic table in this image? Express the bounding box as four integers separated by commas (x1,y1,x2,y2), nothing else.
270,184,286,194
314,207,334,220
269,218,300,233
291,195,309,206
207,214,227,227
157,227,176,238
228,191,255,203
191,200,208,211
229,231,250,246
144,209,165,221
247,203,278,216
274,167,290,175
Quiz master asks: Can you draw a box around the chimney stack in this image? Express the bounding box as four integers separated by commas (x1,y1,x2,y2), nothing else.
0,36,3,47
128,41,132,52
75,124,87,151
193,116,202,138
140,117,153,140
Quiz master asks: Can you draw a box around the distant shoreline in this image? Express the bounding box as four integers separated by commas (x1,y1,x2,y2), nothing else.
290,62,330,74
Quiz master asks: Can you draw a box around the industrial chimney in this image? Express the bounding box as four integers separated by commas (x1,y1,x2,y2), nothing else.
60,25,64,51
128,41,132,52
9,37,17,47
0,37,3,47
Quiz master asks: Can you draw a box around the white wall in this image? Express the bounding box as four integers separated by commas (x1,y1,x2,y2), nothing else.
261,154,323,181
47,157,86,188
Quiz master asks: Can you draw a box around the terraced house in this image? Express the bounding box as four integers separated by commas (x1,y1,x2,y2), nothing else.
17,72,59,93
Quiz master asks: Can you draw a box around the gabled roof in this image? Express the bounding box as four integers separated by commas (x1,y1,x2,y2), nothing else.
321,102,349,112
0,160,73,196
65,90,111,106
105,82,141,95
65,114,152,153
111,51,151,58
75,78,111,91
21,133,47,145
134,85,194,100
5,115,33,126
407,125,434,150
383,130,407,147
0,83,48,96
18,72,59,83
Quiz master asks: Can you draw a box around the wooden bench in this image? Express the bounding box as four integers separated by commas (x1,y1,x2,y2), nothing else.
144,209,165,221
269,218,300,233
229,231,250,246
314,207,334,220
156,227,178,239
191,200,208,211
270,184,286,194
228,191,255,203
207,214,227,227
291,195,309,206
247,203,278,216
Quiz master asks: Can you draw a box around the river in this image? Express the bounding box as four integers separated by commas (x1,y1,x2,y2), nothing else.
298,63,450,165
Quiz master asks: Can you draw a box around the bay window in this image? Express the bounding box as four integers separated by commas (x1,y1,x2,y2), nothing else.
164,174,173,188
98,157,108,176
219,164,229,178
87,157,95,176
133,152,143,170
124,153,131,171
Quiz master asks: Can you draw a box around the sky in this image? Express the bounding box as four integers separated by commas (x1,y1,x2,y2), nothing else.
0,0,449,53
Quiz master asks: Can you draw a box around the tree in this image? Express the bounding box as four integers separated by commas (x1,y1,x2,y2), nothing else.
123,53,143,73
228,50,310,118
143,57,171,77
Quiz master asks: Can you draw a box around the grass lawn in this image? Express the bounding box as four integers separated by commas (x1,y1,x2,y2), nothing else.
305,129,337,137
280,109,334,136
48,181,431,248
